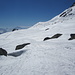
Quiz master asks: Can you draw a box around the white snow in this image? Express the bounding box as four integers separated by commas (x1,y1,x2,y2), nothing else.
0,5,75,75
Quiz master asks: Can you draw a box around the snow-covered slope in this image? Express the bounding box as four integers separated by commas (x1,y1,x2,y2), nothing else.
32,3,75,29
12,26,30,31
0,3,75,75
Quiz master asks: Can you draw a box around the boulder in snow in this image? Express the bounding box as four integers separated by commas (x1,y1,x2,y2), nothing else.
15,43,30,50
68,34,75,40
43,34,62,41
43,37,51,41
12,28,18,31
0,48,7,56
70,2,75,7
45,28,49,31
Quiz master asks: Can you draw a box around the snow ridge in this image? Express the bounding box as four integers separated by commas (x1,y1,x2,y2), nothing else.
31,4,75,29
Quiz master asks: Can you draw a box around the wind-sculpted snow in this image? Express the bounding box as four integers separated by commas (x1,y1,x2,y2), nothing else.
0,3,75,75
0,41,75,75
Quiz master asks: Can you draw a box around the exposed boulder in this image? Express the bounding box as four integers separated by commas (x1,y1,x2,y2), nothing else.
50,34,62,38
68,34,75,40
12,28,18,31
60,8,72,17
45,28,49,31
0,48,7,56
70,2,75,7
43,34,62,41
60,12,66,17
15,43,30,50
43,37,51,41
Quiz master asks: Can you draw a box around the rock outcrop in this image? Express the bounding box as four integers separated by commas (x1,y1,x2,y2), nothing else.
0,48,7,56
68,34,75,40
43,34,62,41
15,43,30,50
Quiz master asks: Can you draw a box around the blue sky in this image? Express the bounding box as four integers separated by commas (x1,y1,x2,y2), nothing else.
0,0,75,28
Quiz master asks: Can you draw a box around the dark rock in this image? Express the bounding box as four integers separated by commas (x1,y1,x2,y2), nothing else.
69,13,73,15
45,28,49,31
50,34,62,39
60,8,72,17
60,12,66,17
0,48,7,56
43,34,62,41
12,28,18,31
70,2,75,7
43,37,51,41
68,34,75,40
15,43,30,50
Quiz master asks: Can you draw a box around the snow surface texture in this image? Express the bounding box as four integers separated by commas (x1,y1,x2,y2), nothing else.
0,4,75,75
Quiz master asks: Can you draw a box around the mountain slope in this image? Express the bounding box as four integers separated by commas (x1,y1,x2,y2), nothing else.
0,28,7,34
0,3,75,75
32,4,75,29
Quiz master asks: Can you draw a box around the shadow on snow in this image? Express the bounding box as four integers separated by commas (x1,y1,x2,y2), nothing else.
8,50,27,57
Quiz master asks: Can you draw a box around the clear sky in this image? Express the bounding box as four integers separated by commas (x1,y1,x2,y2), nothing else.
0,0,75,28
